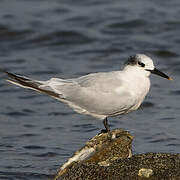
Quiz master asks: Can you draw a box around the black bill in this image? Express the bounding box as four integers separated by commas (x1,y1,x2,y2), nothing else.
147,68,172,80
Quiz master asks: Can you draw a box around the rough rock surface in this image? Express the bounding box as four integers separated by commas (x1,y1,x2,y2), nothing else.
53,129,180,180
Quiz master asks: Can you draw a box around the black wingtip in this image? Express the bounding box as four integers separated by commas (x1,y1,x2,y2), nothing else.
0,68,31,82
0,68,13,79
0,68,61,99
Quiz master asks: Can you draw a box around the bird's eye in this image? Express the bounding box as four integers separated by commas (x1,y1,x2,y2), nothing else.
138,61,145,67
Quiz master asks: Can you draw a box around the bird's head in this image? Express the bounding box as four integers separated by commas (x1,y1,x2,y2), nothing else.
125,54,172,80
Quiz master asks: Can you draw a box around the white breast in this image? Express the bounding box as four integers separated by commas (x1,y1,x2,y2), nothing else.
118,69,151,113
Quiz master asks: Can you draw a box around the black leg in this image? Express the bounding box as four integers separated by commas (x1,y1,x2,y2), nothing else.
103,117,110,133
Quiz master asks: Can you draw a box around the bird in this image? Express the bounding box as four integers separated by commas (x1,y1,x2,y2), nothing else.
1,54,172,132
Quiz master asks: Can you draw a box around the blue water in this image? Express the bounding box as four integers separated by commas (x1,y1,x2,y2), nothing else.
0,0,180,179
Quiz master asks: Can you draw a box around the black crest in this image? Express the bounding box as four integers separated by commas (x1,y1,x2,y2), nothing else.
125,55,138,66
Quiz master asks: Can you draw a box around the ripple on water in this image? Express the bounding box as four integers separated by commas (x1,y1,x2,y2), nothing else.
1,58,25,65
0,171,51,180
26,31,95,46
18,133,40,138
23,145,46,150
141,101,155,108
101,19,148,35
170,90,180,95
153,50,179,58
48,111,74,116
0,25,33,42
33,152,59,157
144,132,179,149
5,111,30,117
72,123,99,133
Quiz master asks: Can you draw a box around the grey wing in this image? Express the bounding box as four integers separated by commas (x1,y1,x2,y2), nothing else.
75,71,123,92
56,72,135,116
47,71,123,98
41,72,122,97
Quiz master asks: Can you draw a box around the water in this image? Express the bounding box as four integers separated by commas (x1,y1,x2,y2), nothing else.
0,0,180,179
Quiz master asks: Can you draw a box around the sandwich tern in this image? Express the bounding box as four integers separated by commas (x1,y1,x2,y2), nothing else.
1,54,172,132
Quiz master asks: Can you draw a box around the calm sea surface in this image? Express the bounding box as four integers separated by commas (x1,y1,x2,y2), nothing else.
0,0,180,179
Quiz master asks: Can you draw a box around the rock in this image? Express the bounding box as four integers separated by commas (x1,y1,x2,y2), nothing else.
138,168,153,178
53,129,180,180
